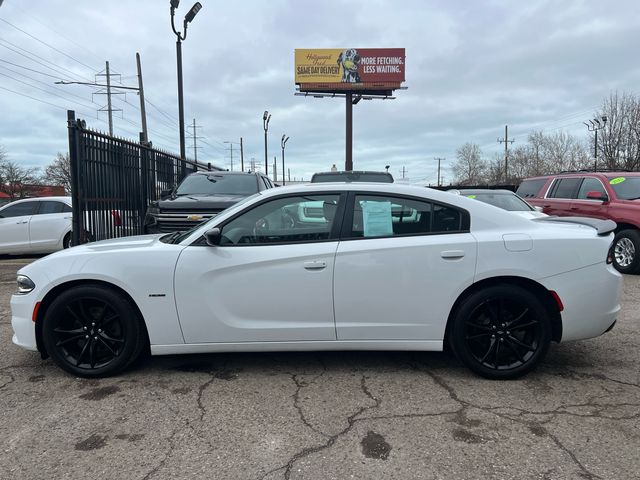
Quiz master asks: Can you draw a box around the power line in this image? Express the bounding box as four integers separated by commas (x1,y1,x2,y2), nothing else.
0,57,77,81
0,70,97,110
0,63,98,106
0,37,94,83
0,17,98,72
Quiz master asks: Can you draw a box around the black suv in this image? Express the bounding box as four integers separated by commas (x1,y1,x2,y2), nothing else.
144,171,274,233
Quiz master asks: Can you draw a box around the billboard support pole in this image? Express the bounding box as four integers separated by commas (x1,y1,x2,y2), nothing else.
346,93,353,171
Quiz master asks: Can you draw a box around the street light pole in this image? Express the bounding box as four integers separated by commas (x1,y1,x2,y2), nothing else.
584,116,608,171
281,134,289,185
170,0,202,162
263,111,271,177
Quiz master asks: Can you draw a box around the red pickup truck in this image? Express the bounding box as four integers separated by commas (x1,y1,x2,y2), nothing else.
517,171,640,274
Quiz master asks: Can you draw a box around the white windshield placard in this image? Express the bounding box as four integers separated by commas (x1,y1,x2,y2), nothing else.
361,200,393,237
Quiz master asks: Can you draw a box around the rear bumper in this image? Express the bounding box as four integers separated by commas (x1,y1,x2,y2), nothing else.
542,263,622,342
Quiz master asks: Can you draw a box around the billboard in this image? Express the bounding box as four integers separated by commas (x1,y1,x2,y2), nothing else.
295,48,405,92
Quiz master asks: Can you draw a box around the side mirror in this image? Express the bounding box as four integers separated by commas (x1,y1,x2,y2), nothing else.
586,191,608,202
160,188,174,200
204,227,222,246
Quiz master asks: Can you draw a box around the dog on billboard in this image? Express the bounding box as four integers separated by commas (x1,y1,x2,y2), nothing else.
337,49,361,83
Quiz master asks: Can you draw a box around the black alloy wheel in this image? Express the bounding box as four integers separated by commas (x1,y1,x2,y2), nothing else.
42,285,145,377
450,285,552,379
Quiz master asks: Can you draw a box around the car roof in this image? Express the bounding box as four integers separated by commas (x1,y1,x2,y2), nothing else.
0,196,71,208
524,171,640,181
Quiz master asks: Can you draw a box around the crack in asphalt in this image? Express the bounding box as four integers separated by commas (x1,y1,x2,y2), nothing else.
291,373,330,439
422,369,604,480
140,423,184,480
259,375,381,480
0,370,15,390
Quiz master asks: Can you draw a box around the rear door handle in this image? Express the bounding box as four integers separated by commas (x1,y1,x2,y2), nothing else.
16,220,28,224
304,260,327,270
441,250,465,259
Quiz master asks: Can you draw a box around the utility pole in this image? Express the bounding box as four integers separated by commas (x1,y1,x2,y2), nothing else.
497,125,514,181
240,137,244,172
135,53,149,144
94,61,122,136
434,157,445,186
584,116,608,171
281,134,289,186
401,166,407,179
189,118,203,161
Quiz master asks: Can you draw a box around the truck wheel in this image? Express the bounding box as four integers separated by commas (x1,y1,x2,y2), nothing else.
612,230,640,274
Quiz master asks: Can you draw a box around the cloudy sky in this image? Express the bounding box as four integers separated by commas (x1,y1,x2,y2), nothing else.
0,0,639,184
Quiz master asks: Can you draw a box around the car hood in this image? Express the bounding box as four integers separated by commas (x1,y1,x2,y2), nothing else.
154,194,248,210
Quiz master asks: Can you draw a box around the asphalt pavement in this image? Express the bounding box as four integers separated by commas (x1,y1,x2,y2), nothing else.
1,257,639,480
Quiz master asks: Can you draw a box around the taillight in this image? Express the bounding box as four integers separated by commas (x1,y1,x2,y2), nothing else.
550,290,564,312
111,210,122,227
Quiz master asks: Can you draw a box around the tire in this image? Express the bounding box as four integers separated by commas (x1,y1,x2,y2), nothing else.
42,285,145,377
449,285,552,380
63,233,71,249
611,229,640,274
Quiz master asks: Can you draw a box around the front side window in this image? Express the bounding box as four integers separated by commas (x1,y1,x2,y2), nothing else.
219,194,341,245
0,201,37,218
577,178,607,200
349,195,464,238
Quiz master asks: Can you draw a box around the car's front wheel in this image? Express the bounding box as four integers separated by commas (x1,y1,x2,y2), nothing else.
449,285,552,379
42,285,145,377
611,229,640,274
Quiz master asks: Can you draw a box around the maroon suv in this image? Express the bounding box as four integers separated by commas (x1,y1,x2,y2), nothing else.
517,171,640,274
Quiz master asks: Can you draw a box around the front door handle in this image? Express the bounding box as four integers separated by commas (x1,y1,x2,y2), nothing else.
16,220,28,224
441,250,465,259
304,260,327,270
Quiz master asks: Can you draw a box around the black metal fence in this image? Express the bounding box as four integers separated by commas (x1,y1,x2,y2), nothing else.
67,110,222,245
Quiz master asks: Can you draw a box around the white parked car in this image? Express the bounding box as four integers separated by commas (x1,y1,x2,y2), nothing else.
0,196,73,255
11,184,621,379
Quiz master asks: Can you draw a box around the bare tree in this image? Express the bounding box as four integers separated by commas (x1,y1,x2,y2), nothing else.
596,91,640,170
0,156,40,199
452,143,487,185
43,152,72,194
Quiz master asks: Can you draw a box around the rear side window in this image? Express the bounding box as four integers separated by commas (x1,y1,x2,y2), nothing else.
516,179,547,198
548,178,581,199
348,195,466,238
38,201,66,214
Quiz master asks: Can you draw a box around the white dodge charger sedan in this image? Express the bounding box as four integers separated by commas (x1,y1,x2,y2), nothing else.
11,184,622,379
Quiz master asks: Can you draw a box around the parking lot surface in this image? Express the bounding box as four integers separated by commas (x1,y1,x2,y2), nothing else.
1,257,639,480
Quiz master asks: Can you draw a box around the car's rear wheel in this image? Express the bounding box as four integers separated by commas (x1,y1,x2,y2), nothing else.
42,285,145,377
450,285,552,379
611,229,640,274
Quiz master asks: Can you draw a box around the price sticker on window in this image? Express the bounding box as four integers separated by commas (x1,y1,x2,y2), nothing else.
610,177,626,185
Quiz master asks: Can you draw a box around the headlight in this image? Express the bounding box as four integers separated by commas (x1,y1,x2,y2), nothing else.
16,275,35,294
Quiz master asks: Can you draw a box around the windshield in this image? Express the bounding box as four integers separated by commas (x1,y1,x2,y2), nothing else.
606,176,640,200
311,172,394,183
176,174,259,196
463,192,534,211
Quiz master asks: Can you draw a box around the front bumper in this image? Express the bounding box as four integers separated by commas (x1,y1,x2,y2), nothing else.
11,293,38,351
